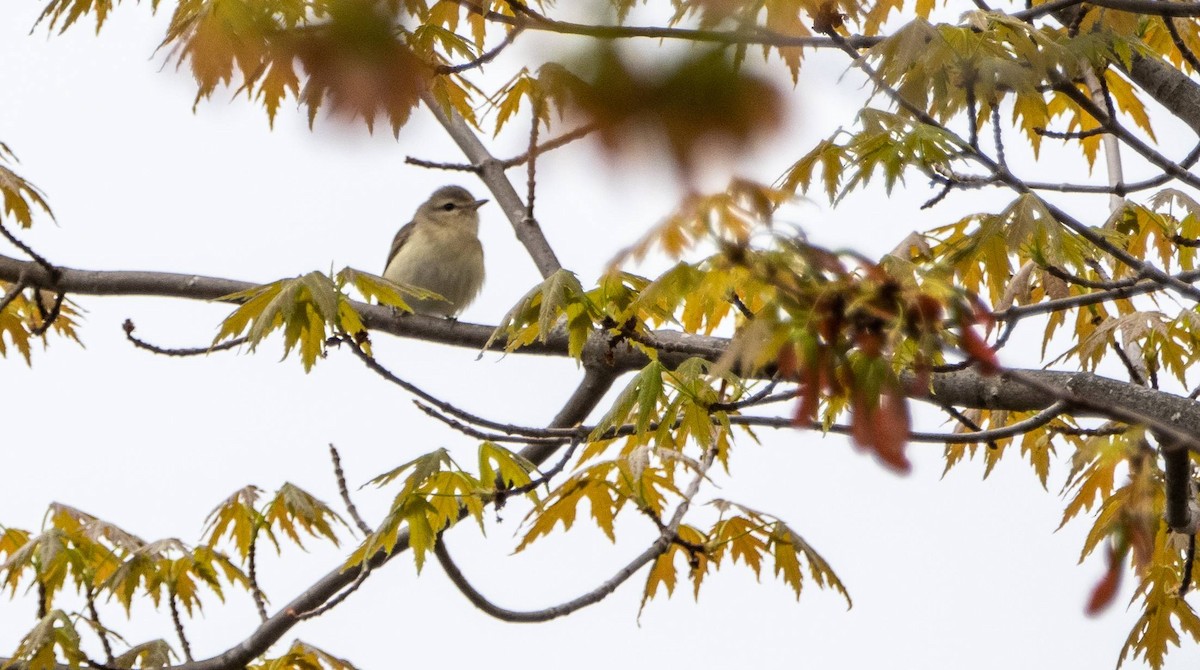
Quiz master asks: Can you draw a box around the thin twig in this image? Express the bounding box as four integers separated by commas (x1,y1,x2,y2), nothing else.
1043,264,1140,290
997,268,1200,322
921,179,954,209
499,124,597,168
404,124,598,173
1048,423,1128,437
436,26,524,74
123,319,247,356
338,334,576,439
292,564,372,621
29,290,62,337
85,586,114,663
506,437,582,497
966,88,979,151
247,536,268,623
414,400,568,444
330,444,373,536
729,292,755,319
434,433,719,622
0,219,57,278
0,279,28,315
1036,126,1110,140
1024,142,1200,196
416,378,1070,445
1165,17,1200,74
939,404,999,450
403,156,480,173
710,379,783,411
525,104,540,224
169,594,193,663
1111,338,1147,387
1181,535,1196,596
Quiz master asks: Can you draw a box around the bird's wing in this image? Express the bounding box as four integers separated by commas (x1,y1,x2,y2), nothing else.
385,220,416,269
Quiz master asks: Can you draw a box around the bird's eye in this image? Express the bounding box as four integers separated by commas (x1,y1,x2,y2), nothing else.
441,202,457,211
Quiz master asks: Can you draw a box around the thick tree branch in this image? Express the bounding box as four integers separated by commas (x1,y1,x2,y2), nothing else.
1126,55,1200,135
5,253,1200,441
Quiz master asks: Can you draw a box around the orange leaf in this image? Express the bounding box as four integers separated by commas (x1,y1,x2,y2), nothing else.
959,324,1000,375
793,369,820,427
1085,547,1123,616
291,0,430,136
776,345,798,379
849,389,912,474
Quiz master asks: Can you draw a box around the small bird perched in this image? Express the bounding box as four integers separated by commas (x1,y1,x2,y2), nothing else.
383,185,489,317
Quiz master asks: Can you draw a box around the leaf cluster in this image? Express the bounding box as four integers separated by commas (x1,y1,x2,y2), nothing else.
348,442,534,570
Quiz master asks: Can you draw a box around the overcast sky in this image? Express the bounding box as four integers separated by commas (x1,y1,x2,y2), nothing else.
1,2,1195,668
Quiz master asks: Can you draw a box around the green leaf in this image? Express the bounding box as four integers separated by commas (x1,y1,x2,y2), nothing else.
4,610,85,670
216,271,362,371
486,269,594,355
589,361,667,441
0,144,53,228
202,486,265,558
478,442,535,491
261,483,345,550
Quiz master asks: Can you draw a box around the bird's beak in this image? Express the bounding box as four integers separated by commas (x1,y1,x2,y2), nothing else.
468,198,489,210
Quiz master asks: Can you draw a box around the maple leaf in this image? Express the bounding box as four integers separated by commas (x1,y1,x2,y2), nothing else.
291,0,432,136
556,46,785,178
0,144,53,228
216,271,367,371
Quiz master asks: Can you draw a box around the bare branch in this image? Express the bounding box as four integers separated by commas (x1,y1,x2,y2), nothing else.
124,319,248,357
291,564,372,621
6,253,1200,449
0,219,57,279
525,106,540,224
0,278,28,314
1042,265,1140,291
28,290,62,336
739,401,1070,444
997,268,1200,321
329,444,372,536
434,419,719,622
247,536,268,623
84,587,113,664
433,529,662,622
405,124,597,173
435,25,523,75
169,594,193,663
499,124,597,169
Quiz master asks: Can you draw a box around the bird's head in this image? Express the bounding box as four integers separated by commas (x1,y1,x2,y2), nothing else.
417,185,489,228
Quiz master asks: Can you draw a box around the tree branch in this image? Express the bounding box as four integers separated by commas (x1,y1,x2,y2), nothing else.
5,253,1200,446
433,528,662,622
115,365,617,670
418,90,562,278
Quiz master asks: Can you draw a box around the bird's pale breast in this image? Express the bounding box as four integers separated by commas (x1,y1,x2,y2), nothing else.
383,224,484,317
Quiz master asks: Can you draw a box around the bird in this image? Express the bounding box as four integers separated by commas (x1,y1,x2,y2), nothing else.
382,185,489,317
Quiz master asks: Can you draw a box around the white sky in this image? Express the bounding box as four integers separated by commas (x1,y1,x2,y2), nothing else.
1,2,1196,669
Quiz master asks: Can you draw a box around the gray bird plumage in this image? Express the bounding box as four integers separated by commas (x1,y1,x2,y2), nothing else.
383,185,488,317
